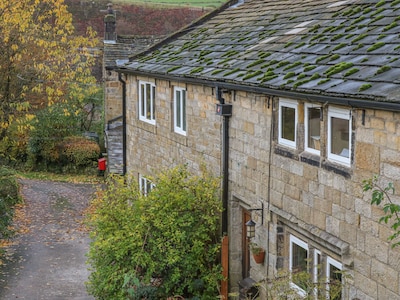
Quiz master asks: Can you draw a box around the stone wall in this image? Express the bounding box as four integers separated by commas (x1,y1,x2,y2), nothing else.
123,74,400,299
125,75,222,179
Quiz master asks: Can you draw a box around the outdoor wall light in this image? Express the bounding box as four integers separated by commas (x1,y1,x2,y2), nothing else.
246,219,256,239
245,202,264,239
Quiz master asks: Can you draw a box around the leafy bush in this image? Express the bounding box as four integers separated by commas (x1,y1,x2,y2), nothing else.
87,165,223,299
28,102,81,165
0,167,21,239
58,136,100,167
0,115,35,165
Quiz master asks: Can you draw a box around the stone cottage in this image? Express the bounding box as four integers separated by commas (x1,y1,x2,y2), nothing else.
113,0,400,298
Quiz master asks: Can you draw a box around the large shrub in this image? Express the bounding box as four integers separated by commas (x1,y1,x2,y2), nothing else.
87,165,223,299
28,102,81,166
0,167,21,240
58,136,100,167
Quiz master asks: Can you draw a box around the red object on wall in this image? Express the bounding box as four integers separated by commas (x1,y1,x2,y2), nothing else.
98,158,106,171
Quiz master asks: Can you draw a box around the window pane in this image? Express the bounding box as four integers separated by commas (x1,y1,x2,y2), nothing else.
140,83,145,117
330,117,349,157
291,242,308,290
282,106,295,141
146,84,151,120
307,107,320,150
329,264,342,300
176,90,181,127
292,243,308,273
152,86,155,120
182,90,186,131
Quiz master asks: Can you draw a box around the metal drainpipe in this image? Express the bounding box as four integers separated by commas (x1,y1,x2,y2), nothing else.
118,72,127,176
216,87,230,236
222,115,229,235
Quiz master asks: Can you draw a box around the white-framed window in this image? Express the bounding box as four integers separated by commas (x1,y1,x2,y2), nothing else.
327,107,351,166
326,257,342,300
279,99,298,149
139,175,154,196
138,81,156,124
313,249,322,298
289,235,309,295
173,87,186,135
305,103,321,155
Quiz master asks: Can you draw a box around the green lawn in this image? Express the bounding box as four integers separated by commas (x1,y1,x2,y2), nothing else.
115,0,227,9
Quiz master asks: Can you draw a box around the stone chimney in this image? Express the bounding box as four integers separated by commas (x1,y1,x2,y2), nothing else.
104,3,116,42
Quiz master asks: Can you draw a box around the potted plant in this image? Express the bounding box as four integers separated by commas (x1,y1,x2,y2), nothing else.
250,243,265,264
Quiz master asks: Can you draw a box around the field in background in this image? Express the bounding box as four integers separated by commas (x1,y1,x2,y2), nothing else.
115,0,227,9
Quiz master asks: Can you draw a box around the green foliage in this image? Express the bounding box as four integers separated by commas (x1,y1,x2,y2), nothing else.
28,103,80,162
0,167,21,240
87,165,223,299
363,175,400,247
58,136,100,167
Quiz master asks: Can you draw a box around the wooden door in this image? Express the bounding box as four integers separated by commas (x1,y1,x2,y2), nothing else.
242,210,251,278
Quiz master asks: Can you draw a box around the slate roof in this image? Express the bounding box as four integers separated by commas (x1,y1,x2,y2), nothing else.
121,0,400,104
103,36,163,69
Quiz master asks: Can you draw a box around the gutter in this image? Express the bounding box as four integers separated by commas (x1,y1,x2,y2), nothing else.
117,69,400,112
118,73,127,176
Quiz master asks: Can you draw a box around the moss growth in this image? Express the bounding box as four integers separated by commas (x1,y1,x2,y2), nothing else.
351,15,365,25
378,34,387,40
247,59,266,68
392,0,400,6
222,50,239,58
332,43,347,51
332,34,345,41
283,61,302,71
330,54,340,61
167,66,181,73
304,65,316,72
284,41,294,48
211,69,223,75
258,52,271,58
223,68,241,76
375,65,391,75
295,42,306,49
359,83,372,91
277,61,290,68
243,70,263,80
310,24,321,32
367,42,385,52
297,73,307,80
370,15,384,24
363,7,372,13
383,22,398,31
259,70,277,82
284,72,296,79
344,68,359,77
324,62,354,76
352,43,364,51
189,67,204,74
318,78,331,85
316,54,330,63
375,0,385,7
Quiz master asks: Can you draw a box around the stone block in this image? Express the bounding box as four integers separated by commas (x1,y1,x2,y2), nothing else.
365,235,389,263
371,259,398,293
353,272,377,299
355,142,380,172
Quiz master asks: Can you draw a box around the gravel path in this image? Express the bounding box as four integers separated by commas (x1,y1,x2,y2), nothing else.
0,179,98,300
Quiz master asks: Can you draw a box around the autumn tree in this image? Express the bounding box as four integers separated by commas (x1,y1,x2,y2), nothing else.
0,0,98,155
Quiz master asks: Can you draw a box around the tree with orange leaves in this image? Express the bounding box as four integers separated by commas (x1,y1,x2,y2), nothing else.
0,0,98,143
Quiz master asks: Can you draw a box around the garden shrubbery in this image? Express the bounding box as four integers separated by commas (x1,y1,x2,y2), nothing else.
87,165,223,299
0,167,21,240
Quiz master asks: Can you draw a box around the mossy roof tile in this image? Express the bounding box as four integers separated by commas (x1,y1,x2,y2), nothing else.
121,0,400,102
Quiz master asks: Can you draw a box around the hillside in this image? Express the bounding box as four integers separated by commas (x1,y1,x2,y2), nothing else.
65,0,210,38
